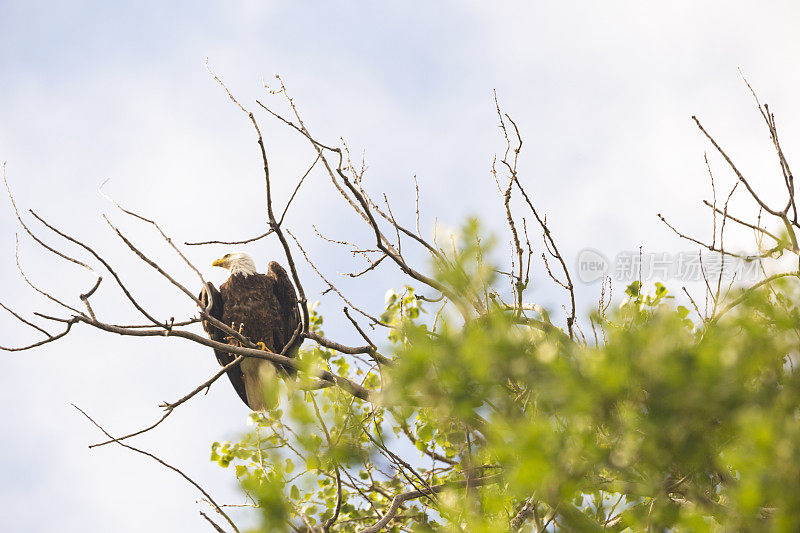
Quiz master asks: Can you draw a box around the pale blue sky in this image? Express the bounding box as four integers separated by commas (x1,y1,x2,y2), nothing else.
3,1,800,531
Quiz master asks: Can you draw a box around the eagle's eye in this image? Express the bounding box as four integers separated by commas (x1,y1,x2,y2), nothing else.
223,254,231,259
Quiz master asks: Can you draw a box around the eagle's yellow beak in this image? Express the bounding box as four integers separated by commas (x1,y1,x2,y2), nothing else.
211,257,227,268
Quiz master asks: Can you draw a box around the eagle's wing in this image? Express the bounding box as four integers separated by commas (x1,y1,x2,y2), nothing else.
199,282,224,341
267,261,301,353
199,282,249,406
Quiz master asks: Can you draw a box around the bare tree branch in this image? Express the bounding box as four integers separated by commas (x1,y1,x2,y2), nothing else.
89,355,246,448
0,300,52,337
0,318,77,352
200,511,229,533
74,315,376,402
185,229,274,247
280,154,320,226
73,404,240,533
357,475,501,533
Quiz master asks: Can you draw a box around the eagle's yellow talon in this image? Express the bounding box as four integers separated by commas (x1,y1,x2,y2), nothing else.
257,342,269,351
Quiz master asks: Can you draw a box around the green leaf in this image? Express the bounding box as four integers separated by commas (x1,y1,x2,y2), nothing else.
306,455,321,470
626,281,641,297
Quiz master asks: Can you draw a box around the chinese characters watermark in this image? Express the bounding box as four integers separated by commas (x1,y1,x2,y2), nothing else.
576,249,763,284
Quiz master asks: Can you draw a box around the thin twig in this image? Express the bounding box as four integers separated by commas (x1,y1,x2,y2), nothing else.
73,404,240,533
200,511,228,533
89,355,246,448
279,154,320,225
0,300,51,337
357,475,501,533
185,229,274,246
287,229,389,328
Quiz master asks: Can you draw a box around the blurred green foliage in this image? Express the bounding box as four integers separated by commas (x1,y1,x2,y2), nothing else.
213,221,800,532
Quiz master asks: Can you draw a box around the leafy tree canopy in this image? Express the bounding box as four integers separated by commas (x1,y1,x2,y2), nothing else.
213,220,800,532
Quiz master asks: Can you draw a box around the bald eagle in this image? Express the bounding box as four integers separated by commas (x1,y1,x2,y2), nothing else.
199,252,300,410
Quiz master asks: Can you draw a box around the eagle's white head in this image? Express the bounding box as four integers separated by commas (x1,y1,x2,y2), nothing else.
212,252,257,277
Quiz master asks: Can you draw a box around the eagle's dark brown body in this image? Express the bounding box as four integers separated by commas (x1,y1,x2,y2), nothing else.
200,261,300,410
